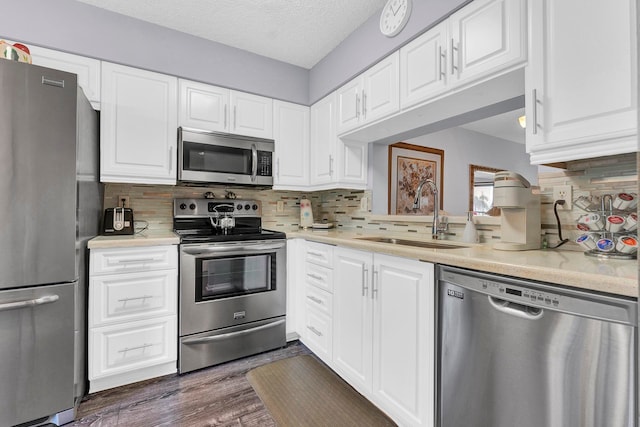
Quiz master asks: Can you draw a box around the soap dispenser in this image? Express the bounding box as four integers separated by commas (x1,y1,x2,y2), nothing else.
462,211,479,243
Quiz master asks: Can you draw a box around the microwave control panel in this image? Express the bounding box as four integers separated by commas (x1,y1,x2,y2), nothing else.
257,151,272,177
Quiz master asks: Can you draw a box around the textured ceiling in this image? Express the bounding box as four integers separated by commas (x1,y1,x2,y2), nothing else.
74,0,387,69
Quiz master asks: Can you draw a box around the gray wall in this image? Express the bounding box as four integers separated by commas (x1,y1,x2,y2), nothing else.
1,0,469,106
0,0,309,104
370,127,539,215
309,0,471,103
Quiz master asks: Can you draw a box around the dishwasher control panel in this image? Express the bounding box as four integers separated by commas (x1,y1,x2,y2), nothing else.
439,266,637,326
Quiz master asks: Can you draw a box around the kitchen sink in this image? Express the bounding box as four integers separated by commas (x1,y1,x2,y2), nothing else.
355,236,468,249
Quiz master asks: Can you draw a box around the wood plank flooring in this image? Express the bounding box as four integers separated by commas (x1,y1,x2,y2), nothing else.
70,342,311,427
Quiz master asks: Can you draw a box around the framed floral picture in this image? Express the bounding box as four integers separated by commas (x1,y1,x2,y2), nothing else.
388,142,444,215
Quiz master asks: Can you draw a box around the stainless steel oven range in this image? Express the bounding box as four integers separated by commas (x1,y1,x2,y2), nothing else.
174,198,286,374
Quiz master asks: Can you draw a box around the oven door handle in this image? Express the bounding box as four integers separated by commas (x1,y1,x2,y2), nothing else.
182,319,285,345
182,242,286,256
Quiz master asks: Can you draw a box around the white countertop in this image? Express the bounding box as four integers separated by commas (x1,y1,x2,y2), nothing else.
288,229,638,298
88,230,180,249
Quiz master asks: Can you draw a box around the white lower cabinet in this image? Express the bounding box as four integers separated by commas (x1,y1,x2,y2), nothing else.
333,246,435,427
89,245,178,393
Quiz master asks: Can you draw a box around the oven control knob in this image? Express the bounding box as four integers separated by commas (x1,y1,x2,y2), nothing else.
252,204,258,211
244,204,251,211
189,203,196,210
179,203,187,210
237,204,243,210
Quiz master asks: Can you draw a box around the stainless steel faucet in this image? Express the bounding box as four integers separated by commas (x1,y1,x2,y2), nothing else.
413,178,447,239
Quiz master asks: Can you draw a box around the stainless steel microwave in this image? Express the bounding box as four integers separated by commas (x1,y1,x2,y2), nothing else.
178,127,274,186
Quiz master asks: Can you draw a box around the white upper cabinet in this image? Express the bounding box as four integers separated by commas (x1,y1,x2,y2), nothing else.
179,79,229,132
101,62,178,185
400,21,449,109
449,0,526,85
6,41,102,109
273,100,310,189
179,79,273,139
525,0,638,163
310,92,368,190
337,52,400,134
400,0,526,110
230,91,273,139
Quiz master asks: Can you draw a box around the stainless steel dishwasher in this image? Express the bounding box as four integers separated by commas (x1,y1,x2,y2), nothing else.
437,265,636,427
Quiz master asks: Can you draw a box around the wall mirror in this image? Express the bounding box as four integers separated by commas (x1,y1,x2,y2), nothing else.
469,164,502,215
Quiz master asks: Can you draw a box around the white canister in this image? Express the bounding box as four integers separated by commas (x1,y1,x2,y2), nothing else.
575,234,598,251
574,196,593,211
623,213,638,231
612,192,635,210
299,198,314,229
616,236,638,254
605,215,626,232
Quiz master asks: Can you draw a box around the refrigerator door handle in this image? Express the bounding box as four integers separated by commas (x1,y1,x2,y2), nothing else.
0,294,59,312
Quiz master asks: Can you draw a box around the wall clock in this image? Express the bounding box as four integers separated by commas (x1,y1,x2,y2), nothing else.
379,0,412,38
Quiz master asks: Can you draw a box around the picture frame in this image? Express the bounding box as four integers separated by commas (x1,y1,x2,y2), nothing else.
388,142,444,215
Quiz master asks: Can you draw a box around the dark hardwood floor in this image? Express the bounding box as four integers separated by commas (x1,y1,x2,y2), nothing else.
70,342,311,427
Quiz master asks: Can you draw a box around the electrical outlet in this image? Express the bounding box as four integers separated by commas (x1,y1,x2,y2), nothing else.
552,185,572,209
360,196,369,211
276,201,284,212
118,195,130,208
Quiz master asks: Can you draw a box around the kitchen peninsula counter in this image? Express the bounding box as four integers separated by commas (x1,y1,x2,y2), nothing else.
88,230,180,249
288,229,638,298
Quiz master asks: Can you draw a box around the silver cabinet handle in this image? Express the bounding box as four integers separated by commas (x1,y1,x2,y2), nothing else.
168,146,173,174
233,105,237,130
118,343,153,354
329,155,334,177
532,89,538,135
117,257,159,264
307,326,323,337
488,296,543,320
372,270,379,300
276,158,280,180
355,92,360,119
117,295,154,303
307,250,325,257
450,39,458,75
362,267,369,297
251,143,258,182
439,46,446,80
362,89,367,119
0,294,59,312
224,104,228,129
307,295,323,305
183,319,286,344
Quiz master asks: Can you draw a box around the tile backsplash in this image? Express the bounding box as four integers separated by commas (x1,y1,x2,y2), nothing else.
105,153,638,252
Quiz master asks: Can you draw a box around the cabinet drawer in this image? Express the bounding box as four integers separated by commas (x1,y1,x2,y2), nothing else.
91,245,178,275
90,270,177,327
304,306,332,362
305,263,333,293
305,284,332,317
305,242,334,268
89,316,177,380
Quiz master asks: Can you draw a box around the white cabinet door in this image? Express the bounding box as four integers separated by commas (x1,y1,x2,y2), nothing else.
26,45,101,109
179,79,229,132
400,21,449,109
525,0,637,163
337,53,400,134
336,140,368,187
230,91,273,139
273,100,310,188
333,247,373,394
100,62,177,185
372,254,434,427
310,93,337,186
449,0,526,86
362,51,400,124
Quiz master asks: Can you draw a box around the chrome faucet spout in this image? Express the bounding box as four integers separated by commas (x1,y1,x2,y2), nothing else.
413,178,445,239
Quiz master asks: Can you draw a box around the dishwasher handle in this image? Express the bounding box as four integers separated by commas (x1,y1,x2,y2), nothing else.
488,296,543,320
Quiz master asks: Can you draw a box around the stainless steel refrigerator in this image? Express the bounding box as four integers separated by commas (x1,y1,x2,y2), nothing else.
0,59,101,426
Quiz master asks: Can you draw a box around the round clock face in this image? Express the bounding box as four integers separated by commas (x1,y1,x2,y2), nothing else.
379,0,412,37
